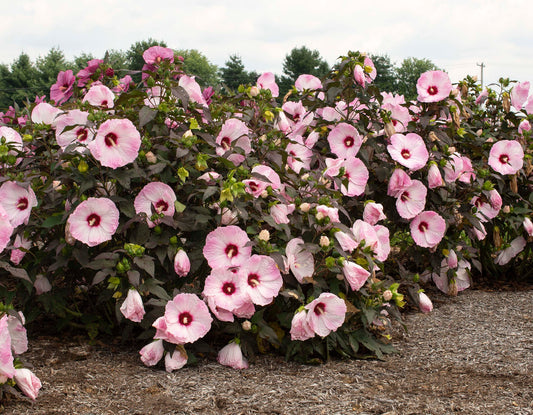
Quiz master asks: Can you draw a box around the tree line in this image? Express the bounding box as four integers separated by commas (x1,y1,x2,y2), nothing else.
0,38,439,110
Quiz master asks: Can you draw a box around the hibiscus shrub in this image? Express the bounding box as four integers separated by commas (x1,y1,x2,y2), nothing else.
0,47,531,375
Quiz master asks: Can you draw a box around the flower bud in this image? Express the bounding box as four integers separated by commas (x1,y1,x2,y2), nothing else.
384,122,395,138
120,289,145,322
139,340,164,367
258,229,270,242
523,217,533,237
447,249,458,269
14,368,41,400
249,86,260,97
418,292,433,313
174,249,191,277
383,290,393,301
145,151,157,163
241,320,252,331
315,211,325,221
300,202,311,213
319,235,330,247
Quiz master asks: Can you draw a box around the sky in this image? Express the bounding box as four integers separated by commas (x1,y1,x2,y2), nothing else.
2,0,533,88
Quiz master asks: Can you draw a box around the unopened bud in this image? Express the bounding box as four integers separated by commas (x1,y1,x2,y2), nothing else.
383,290,393,301
182,130,194,139
249,86,260,97
428,131,439,142
145,151,157,164
384,122,395,138
258,229,270,241
315,211,325,221
503,205,511,214
241,320,252,331
300,202,311,213
319,236,330,247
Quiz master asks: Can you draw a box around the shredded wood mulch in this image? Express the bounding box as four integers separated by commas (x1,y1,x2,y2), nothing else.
2,289,532,415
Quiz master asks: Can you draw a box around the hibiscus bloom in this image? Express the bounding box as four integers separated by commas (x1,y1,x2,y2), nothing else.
510,81,529,110
286,142,313,174
215,118,252,165
295,74,322,91
256,72,279,97
143,46,174,64
134,182,176,228
153,293,212,344
387,168,412,197
342,261,371,291
387,133,429,171
243,165,281,197
203,267,250,313
174,249,191,277
139,340,164,366
305,293,347,337
286,238,314,283
494,236,527,266
55,109,91,152
0,181,38,227
395,180,427,219
50,70,75,105
120,289,145,323
327,123,362,158
416,70,452,103
471,189,502,222
488,140,524,175
0,315,16,380
31,102,61,125
217,342,248,369
290,309,315,341
10,234,31,265
179,75,207,106
324,157,369,197
0,206,14,254
363,202,386,225
165,348,188,372
88,118,141,169
410,211,446,249
427,162,444,188
14,368,41,400
82,84,115,108
6,312,28,355
241,255,282,306
270,203,295,224
203,226,252,268
353,57,376,87
66,197,119,247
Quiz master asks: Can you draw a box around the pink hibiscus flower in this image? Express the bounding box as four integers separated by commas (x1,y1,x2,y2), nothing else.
0,182,38,227
203,225,252,268
387,133,429,171
243,165,281,197
134,182,177,228
471,189,502,222
50,70,75,105
174,249,191,277
10,234,31,265
395,180,427,219
0,206,14,254
143,46,174,65
82,84,115,108
353,57,377,87
7,312,28,355
215,118,252,164
256,72,279,97
0,315,16,380
410,211,446,249
488,140,524,175
290,309,315,341
179,75,207,106
31,102,61,125
387,169,412,197
203,267,250,313
324,157,369,197
295,74,322,91
327,123,363,158
427,162,444,188
241,255,283,306
165,348,188,372
270,203,296,224
88,118,141,169
286,238,314,283
342,261,371,291
217,342,248,369
120,289,145,323
495,236,527,265
286,142,313,174
139,340,164,366
305,293,347,337
416,70,452,103
54,109,91,152
510,81,530,110
153,293,212,344
76,59,103,87
66,197,119,247
363,202,386,225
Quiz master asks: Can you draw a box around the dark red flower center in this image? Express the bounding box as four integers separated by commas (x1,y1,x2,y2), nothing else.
222,282,236,295
499,154,509,164
313,302,326,316
344,136,354,148
104,132,118,147
87,213,101,227
155,200,169,213
418,221,429,232
76,128,88,142
101,100,108,107
392,119,398,126
400,191,410,202
225,244,239,259
401,149,411,159
221,137,231,150
178,311,193,326
155,56,162,64
427,86,438,96
248,181,259,192
17,197,28,211
247,273,260,288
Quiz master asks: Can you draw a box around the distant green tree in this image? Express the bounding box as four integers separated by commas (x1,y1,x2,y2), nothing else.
369,54,398,94
0,53,39,109
279,46,330,98
396,57,439,101
176,49,219,87
219,54,256,92
104,49,128,72
71,52,96,72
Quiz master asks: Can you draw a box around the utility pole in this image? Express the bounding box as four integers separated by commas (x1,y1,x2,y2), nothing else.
477,62,485,88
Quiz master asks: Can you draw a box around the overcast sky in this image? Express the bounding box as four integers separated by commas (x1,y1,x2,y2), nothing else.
2,0,533,88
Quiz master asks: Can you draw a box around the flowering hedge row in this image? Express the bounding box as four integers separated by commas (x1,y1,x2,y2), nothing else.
0,47,531,396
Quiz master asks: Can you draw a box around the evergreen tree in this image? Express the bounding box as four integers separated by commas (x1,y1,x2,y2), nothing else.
396,57,439,101
219,54,256,92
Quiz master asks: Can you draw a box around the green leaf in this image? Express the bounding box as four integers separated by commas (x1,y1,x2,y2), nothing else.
0,261,31,282
134,256,155,277
41,212,65,228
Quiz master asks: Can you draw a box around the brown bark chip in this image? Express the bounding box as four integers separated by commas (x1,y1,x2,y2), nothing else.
3,290,532,415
